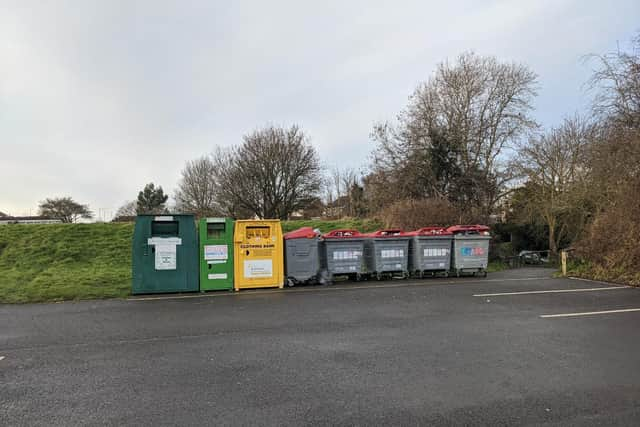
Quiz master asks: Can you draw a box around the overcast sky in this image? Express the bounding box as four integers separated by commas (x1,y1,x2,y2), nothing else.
1,1,638,219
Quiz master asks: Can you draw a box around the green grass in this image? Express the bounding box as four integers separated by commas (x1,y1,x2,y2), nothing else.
0,223,134,303
0,219,386,303
564,259,640,286
487,260,509,273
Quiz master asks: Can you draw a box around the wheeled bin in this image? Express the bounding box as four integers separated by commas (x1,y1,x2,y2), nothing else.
447,225,491,277
131,214,199,295
233,219,284,290
199,217,234,291
284,227,326,286
363,229,410,279
407,227,453,277
321,229,365,282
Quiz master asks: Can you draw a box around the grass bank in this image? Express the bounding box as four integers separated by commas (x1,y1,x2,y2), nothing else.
565,260,640,287
0,223,133,303
0,219,383,303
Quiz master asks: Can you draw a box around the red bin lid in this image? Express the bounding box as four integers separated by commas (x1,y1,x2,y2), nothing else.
284,227,320,240
446,224,490,235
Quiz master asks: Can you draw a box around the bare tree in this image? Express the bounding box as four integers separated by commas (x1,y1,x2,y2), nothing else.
513,116,593,254
324,167,360,217
369,51,538,215
411,52,537,174
114,201,137,218
215,125,323,220
209,147,253,218
573,34,640,284
585,33,640,128
174,155,221,217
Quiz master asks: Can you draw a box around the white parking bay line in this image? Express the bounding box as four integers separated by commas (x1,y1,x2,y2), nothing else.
474,286,630,297
0,356,5,361
541,308,640,318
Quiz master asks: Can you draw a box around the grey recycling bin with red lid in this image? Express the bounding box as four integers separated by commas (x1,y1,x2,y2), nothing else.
321,229,365,282
447,224,491,277
407,227,453,277
362,229,411,280
284,227,325,286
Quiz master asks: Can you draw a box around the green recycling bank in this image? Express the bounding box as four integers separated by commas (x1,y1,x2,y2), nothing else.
131,214,199,294
198,217,234,291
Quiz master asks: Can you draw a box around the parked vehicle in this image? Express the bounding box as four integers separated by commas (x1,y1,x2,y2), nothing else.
518,250,549,265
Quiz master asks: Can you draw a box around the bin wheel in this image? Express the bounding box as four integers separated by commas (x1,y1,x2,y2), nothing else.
318,270,331,286
287,278,296,287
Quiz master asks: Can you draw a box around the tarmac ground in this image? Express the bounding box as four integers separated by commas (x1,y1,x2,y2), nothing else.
2,268,640,426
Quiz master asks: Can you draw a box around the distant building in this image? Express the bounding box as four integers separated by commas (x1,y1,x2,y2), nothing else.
0,216,63,225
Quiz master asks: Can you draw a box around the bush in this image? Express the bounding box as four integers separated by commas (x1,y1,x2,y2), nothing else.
490,242,515,261
379,198,461,230
574,177,640,286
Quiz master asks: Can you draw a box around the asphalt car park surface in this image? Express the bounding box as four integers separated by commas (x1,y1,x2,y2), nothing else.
1,268,640,426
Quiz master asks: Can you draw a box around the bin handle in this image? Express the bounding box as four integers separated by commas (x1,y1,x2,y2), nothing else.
416,227,448,235
371,229,404,236
324,229,361,237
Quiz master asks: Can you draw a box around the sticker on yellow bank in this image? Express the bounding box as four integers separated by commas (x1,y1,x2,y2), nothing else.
244,259,273,278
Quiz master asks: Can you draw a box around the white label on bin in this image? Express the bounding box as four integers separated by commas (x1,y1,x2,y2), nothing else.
381,249,404,258
244,259,273,278
333,250,361,260
154,216,174,221
424,248,449,257
208,273,228,280
148,237,182,246
155,244,177,270
204,245,228,261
